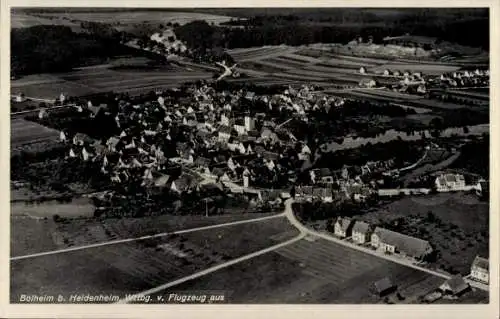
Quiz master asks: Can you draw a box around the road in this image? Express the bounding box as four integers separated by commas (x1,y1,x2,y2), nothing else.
281,198,489,292
11,104,75,119
116,232,306,304
10,213,285,261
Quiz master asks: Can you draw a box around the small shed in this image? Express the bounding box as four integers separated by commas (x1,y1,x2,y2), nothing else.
372,277,397,297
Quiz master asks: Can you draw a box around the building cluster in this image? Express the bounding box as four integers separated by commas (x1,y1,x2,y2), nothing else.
332,217,433,262
56,82,352,198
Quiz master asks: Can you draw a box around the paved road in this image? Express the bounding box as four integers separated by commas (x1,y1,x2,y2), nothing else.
116,232,306,304
10,213,285,261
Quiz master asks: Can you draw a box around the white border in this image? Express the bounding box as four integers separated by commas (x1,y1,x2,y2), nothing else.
1,1,498,318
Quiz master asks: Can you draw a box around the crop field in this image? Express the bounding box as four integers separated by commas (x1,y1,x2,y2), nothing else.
11,13,82,30
11,198,96,219
372,63,461,75
38,11,236,26
11,212,278,257
11,64,212,99
228,46,298,62
160,238,444,303
11,216,296,302
11,118,60,148
357,192,488,275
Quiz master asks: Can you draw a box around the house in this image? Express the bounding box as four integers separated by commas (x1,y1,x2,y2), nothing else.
296,186,313,199
170,174,200,193
370,227,433,260
435,173,466,192
470,256,489,284
218,126,232,142
154,174,171,187
212,167,231,182
439,275,470,296
359,78,377,88
372,277,397,297
334,217,354,238
359,66,367,74
244,116,255,131
195,156,211,172
352,221,373,245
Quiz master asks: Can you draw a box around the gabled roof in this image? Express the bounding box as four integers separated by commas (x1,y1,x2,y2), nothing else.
219,125,232,134
472,256,489,271
172,174,200,191
335,217,353,231
440,275,469,295
373,227,432,257
352,221,371,234
195,156,211,167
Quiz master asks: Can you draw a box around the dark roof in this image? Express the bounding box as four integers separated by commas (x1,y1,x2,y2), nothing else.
373,277,395,294
172,174,200,191
352,221,371,234
195,156,211,167
212,167,228,177
472,256,489,271
440,275,469,295
219,125,232,134
373,227,432,258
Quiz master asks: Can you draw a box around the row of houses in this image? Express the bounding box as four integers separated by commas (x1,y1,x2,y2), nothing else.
332,217,433,261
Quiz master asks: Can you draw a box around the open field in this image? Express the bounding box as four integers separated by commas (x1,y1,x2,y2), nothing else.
11,197,96,219
154,238,448,304
371,63,461,75
357,192,488,275
11,63,212,99
11,13,82,30
11,212,279,257
228,46,298,62
11,216,296,302
11,118,60,147
37,11,236,26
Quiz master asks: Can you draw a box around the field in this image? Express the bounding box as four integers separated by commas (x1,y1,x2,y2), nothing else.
11,13,82,30
11,212,280,257
11,216,297,302
37,11,236,26
357,192,489,275
11,62,212,99
230,47,474,96
155,238,448,304
11,197,96,219
11,118,60,148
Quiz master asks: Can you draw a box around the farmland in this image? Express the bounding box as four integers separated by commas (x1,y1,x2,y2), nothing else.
155,238,449,304
36,11,237,27
11,197,96,219
11,13,82,30
11,211,280,257
11,118,60,149
11,62,212,99
356,192,489,275
11,216,297,302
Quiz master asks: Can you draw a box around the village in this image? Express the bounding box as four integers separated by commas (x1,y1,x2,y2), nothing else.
9,7,491,307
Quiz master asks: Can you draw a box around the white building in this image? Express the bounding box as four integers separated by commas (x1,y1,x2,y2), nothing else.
435,173,466,192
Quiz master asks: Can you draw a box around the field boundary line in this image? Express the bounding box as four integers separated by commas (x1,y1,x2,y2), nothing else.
116,233,306,304
10,213,285,261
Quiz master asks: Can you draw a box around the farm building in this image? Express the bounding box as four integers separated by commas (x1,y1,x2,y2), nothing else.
470,256,489,284
435,173,466,192
370,227,433,260
333,217,354,238
359,78,377,88
438,275,470,297
371,277,397,297
352,221,373,245
170,174,201,194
